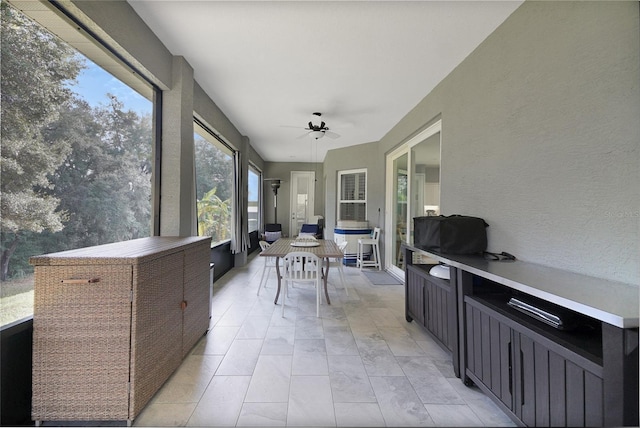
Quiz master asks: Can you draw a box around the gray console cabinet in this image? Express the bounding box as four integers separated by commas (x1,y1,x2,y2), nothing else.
402,244,638,427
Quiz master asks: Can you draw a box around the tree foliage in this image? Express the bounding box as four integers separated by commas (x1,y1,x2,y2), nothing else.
0,3,153,280
197,188,231,243
194,135,233,202
194,135,234,245
1,3,82,235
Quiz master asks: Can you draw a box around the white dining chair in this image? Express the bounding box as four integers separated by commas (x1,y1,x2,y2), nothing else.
281,251,321,317
328,241,348,296
257,240,281,296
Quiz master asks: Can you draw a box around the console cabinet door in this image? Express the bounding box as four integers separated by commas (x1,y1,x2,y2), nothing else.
466,298,605,427
465,302,513,409
513,332,604,427
406,267,425,325
425,277,450,349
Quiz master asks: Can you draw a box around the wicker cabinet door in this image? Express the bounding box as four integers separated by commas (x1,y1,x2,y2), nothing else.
32,264,133,422
129,252,184,418
182,240,211,357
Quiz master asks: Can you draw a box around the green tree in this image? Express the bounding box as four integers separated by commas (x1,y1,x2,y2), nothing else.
197,188,231,243
0,2,84,280
194,135,233,202
41,96,152,252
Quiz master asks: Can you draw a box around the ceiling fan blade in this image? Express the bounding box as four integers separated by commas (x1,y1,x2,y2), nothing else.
296,131,311,139
324,130,341,139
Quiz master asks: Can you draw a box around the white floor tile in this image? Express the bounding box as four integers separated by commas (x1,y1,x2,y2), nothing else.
261,325,295,355
291,338,328,375
328,355,376,403
245,355,292,403
216,339,263,375
236,402,287,426
425,404,485,426
192,325,239,355
369,376,435,426
187,375,251,426
287,375,336,427
135,402,196,426
334,402,386,427
141,252,513,427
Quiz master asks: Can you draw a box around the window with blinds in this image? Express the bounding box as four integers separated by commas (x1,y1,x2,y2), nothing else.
338,169,367,221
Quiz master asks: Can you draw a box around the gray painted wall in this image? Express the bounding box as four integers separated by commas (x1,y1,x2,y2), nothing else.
324,141,384,242
372,1,639,284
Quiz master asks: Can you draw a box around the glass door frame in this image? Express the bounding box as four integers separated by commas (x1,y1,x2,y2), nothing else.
385,120,441,279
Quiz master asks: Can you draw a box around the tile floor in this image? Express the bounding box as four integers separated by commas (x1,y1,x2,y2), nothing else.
134,252,515,427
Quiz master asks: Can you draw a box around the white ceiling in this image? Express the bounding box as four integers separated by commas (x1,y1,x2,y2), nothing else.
127,1,522,163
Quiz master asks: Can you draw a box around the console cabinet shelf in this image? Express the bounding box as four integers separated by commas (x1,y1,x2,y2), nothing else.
30,236,212,425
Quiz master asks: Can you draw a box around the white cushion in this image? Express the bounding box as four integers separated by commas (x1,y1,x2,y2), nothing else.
264,231,282,241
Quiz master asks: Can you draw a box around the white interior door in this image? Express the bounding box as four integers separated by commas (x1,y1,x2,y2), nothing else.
289,171,315,237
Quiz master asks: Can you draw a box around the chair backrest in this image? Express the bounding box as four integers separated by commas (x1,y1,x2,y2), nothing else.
265,223,282,232
372,227,381,241
259,240,270,252
283,252,320,282
338,241,348,252
300,223,319,234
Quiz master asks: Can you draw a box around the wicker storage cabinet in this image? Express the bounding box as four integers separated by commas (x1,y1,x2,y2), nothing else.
30,236,211,425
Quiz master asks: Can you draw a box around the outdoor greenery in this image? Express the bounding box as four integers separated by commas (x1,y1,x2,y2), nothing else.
1,2,232,299
194,135,233,244
1,2,154,282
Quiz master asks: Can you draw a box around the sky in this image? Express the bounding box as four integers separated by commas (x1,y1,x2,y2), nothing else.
72,57,152,116
74,56,260,200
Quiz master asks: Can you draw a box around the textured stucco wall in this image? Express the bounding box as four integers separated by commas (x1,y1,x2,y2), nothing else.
378,1,639,284
324,141,384,241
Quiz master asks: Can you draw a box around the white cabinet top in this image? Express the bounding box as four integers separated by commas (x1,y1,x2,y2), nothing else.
406,245,639,328
30,236,211,266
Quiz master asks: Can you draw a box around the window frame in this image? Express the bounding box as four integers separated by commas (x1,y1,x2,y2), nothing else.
193,120,235,247
1,2,158,327
248,164,262,234
337,168,368,222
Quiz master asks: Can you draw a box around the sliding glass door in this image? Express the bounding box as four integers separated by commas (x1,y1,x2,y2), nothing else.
385,120,441,279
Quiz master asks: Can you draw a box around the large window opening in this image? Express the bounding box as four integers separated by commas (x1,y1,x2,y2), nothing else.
248,165,261,233
0,2,155,326
194,122,234,246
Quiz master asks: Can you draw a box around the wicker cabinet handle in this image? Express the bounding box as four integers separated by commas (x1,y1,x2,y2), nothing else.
60,278,100,284
181,300,188,310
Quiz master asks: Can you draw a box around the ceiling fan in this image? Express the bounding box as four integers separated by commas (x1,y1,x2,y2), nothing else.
298,112,341,140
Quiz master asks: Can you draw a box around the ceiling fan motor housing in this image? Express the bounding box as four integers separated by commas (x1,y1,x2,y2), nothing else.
309,112,326,130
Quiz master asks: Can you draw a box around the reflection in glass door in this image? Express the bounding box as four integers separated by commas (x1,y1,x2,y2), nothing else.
385,120,441,279
392,155,408,274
